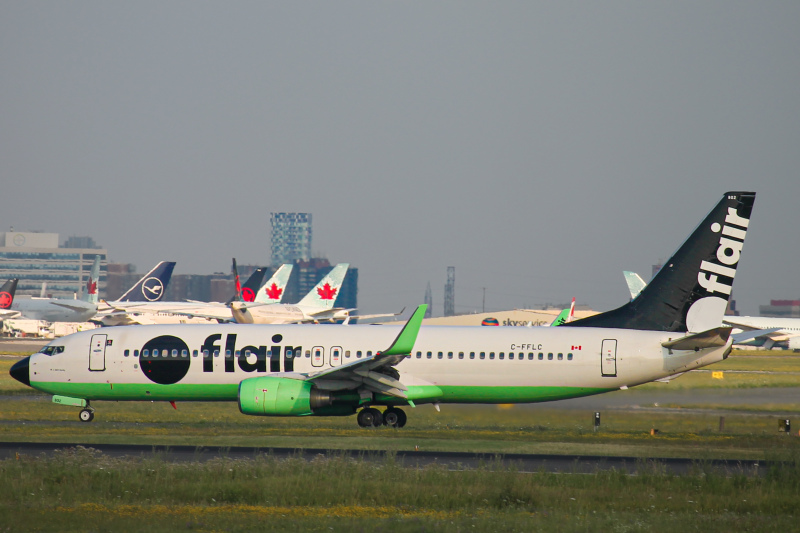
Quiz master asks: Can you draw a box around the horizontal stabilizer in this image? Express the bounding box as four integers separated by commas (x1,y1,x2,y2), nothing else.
731,328,781,344
662,327,732,351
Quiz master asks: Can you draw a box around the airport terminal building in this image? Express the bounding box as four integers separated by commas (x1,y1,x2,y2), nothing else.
0,232,107,299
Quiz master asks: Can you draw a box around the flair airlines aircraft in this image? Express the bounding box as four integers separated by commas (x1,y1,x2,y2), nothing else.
9,256,102,323
10,192,755,428
622,270,792,348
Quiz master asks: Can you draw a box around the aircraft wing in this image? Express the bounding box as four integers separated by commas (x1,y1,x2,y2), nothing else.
50,301,95,313
302,305,427,399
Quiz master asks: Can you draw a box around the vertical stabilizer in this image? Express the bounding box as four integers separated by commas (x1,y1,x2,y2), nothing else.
0,279,18,310
255,264,293,304
565,192,755,333
117,261,176,302
297,263,349,309
81,256,102,304
623,271,647,300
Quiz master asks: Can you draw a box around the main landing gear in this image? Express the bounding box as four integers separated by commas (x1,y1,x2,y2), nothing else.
79,403,95,423
357,407,407,428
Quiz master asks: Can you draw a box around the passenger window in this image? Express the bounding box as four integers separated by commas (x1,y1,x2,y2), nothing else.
416,351,422,359
437,352,443,359
182,349,188,358
134,350,139,358
458,352,464,359
367,351,373,357
558,353,563,360
480,352,485,359
548,353,553,360
508,353,514,360
143,349,150,357
124,350,130,357
528,353,533,360
345,350,351,358
499,352,504,360
519,352,524,360
489,352,495,360
192,350,198,357
568,353,573,361
305,350,311,358
427,351,432,359
538,353,543,360
213,350,220,358
448,352,453,359
357,351,362,358
470,352,475,359
225,350,232,359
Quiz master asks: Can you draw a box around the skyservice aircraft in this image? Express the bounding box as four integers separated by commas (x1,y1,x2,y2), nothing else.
8,256,102,323
623,270,794,349
10,191,755,428
105,263,292,325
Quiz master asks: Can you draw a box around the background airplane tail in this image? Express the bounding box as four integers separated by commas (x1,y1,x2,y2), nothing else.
0,279,18,310
81,256,102,304
255,264,293,304
117,261,176,302
564,191,755,333
297,263,349,309
240,267,268,303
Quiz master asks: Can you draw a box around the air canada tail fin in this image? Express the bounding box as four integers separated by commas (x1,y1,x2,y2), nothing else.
564,191,755,333
255,264,293,304
117,261,176,302
81,255,102,304
240,267,267,303
0,279,18,310
297,263,349,309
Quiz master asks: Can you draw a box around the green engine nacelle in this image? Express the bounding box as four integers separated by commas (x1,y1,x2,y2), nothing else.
239,376,331,416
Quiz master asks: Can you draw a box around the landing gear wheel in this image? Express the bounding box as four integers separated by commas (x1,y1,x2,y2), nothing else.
383,408,407,428
357,407,383,428
383,407,406,428
79,409,94,423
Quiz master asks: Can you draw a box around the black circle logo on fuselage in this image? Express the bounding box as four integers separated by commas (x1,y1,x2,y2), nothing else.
140,335,191,385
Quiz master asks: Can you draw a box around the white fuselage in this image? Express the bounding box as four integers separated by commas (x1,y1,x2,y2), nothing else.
12,297,97,323
27,324,730,405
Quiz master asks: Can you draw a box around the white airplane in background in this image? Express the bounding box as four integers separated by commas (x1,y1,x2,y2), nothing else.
97,261,279,326
623,270,789,348
0,279,19,319
230,263,353,324
9,256,102,323
11,191,756,428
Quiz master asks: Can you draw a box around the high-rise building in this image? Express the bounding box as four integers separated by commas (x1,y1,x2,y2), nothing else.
0,232,107,298
444,267,455,317
270,213,312,266
424,282,432,318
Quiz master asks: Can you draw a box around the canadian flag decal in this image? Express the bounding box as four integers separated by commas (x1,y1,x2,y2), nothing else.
571,345,582,351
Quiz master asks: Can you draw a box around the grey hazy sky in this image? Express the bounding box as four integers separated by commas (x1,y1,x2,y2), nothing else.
2,2,798,316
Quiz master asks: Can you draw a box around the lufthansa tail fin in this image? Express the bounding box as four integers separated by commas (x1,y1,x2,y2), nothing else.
0,279,18,310
255,264,293,304
297,263,349,309
564,191,755,333
81,255,102,304
117,261,176,302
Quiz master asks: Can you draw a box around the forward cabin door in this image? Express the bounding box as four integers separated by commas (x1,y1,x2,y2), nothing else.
601,339,617,377
89,334,107,371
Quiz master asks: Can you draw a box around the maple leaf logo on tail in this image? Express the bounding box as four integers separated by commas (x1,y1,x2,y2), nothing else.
0,292,11,309
86,280,97,295
242,287,256,302
265,283,283,301
317,283,338,300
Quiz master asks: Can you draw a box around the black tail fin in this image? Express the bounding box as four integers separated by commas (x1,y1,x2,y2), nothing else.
564,191,755,333
0,279,18,310
240,267,267,303
117,261,176,302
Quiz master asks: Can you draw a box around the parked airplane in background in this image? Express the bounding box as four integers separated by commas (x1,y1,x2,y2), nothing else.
95,261,177,325
622,270,792,348
0,279,19,318
230,263,351,324
8,256,102,323
98,263,290,325
230,259,268,303
11,192,756,428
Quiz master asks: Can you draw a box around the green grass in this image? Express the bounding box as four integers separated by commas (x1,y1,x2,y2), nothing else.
1,447,800,532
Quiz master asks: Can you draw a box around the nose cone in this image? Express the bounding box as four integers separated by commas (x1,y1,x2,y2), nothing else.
10,357,30,387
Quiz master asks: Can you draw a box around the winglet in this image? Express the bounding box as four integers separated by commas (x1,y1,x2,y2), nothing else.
380,304,427,356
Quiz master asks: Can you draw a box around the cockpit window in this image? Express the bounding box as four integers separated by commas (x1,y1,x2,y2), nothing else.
40,346,64,356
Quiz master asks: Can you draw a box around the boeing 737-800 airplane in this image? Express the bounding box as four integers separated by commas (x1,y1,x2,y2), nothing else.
10,192,755,428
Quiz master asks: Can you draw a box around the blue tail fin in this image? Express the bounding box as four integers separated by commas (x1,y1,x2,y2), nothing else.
564,192,755,333
117,261,176,302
